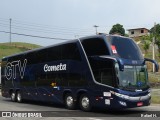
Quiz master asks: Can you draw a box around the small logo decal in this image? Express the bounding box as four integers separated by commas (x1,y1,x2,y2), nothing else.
111,45,117,54
132,60,137,64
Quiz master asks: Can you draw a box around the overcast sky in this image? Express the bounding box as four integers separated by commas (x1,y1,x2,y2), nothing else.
0,0,160,46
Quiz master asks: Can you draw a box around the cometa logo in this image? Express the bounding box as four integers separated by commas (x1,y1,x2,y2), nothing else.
44,63,67,72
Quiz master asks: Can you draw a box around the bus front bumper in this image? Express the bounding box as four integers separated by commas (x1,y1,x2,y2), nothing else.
93,92,151,109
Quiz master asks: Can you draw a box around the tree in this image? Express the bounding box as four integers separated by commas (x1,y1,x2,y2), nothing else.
150,24,160,57
109,23,125,36
141,35,152,54
150,24,160,35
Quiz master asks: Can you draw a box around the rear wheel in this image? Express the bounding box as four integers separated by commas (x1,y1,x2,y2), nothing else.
79,94,92,112
11,91,16,102
16,91,23,103
65,93,76,110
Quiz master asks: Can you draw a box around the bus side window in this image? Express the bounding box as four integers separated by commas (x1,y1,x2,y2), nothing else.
26,52,37,65
37,49,48,63
82,38,110,56
92,60,115,87
61,43,81,61
47,42,81,62
47,46,61,62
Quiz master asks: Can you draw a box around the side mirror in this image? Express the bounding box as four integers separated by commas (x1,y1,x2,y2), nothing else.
144,58,159,72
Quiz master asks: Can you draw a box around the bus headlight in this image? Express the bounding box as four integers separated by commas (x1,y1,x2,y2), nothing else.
110,91,130,100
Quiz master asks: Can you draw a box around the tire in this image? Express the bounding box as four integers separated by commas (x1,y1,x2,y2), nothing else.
65,93,76,110
11,91,16,102
16,91,23,103
79,94,92,112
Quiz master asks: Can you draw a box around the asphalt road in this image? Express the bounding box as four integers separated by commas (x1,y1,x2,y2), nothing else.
0,95,160,120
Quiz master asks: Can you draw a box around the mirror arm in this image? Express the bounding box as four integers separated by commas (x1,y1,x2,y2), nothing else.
99,56,124,71
116,58,124,71
144,58,159,72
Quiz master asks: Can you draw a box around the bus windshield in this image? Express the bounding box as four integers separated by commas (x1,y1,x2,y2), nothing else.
115,64,149,91
108,36,143,60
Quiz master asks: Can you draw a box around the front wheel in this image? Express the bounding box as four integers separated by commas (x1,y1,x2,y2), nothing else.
79,94,92,112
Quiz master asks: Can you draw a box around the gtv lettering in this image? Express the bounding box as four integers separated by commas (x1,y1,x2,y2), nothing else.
5,59,27,80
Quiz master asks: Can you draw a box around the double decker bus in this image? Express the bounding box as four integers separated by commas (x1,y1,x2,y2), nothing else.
1,34,159,111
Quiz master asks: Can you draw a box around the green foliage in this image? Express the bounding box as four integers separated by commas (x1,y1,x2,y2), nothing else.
141,35,152,53
0,42,41,59
150,24,160,35
150,24,160,56
139,24,160,58
151,92,160,104
109,23,125,36
124,34,129,37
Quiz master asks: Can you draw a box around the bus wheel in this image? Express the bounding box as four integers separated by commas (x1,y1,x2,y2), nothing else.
16,91,22,103
79,94,91,112
11,91,16,102
65,93,76,110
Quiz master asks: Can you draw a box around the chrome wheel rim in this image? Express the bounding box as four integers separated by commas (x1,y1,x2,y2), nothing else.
81,97,89,108
11,93,15,100
66,96,73,107
17,93,21,102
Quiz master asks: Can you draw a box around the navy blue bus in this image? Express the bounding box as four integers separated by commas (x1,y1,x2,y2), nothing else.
1,34,159,111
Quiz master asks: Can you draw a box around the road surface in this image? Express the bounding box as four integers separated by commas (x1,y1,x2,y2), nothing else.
0,96,159,120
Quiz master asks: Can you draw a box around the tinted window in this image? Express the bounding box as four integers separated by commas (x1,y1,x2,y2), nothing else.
17,42,81,65
37,72,87,87
61,43,81,61
36,49,48,63
47,42,81,61
89,58,116,87
26,52,37,65
47,46,61,61
109,36,143,60
82,38,110,56
68,73,87,87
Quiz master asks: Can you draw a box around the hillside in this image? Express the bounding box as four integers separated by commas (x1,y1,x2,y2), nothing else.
0,42,41,59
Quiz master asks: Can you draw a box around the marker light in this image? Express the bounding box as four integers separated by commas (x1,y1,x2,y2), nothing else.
119,101,127,106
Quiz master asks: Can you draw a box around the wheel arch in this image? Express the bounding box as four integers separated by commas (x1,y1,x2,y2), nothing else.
63,89,72,102
76,90,88,103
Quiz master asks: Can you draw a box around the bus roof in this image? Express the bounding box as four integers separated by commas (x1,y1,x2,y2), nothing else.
2,34,127,59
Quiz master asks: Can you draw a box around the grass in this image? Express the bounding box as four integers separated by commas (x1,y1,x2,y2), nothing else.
151,91,160,104
151,96,160,104
0,42,41,59
149,75,160,104
8,42,41,49
148,76,159,83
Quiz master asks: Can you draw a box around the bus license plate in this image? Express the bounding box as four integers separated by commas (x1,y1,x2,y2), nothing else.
137,102,143,106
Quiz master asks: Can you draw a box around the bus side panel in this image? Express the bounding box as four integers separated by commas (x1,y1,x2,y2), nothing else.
1,58,13,98
1,40,96,105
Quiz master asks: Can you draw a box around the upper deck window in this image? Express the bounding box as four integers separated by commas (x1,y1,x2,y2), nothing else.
108,36,143,60
81,38,110,56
